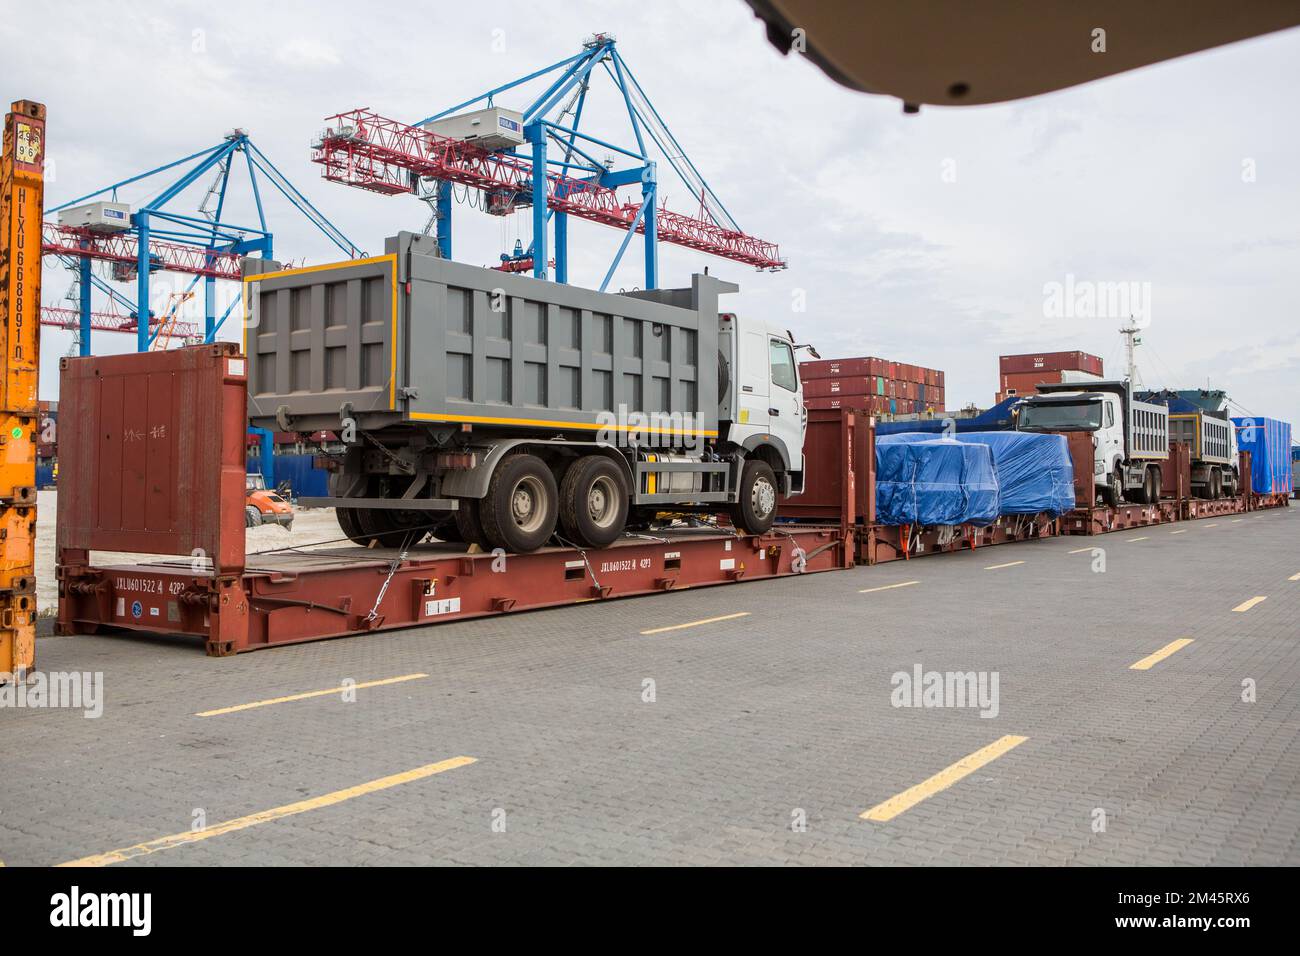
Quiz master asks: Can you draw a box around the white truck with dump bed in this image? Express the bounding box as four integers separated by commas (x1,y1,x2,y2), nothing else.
243,232,809,552
1015,380,1169,505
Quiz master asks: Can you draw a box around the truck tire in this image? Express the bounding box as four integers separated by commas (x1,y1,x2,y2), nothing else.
1210,467,1223,499
245,505,263,528
1145,466,1160,504
729,459,778,535
453,497,490,549
1102,468,1123,507
479,454,559,553
354,509,412,549
559,455,629,549
336,507,368,544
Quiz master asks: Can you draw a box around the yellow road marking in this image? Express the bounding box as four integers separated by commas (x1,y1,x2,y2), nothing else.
859,581,920,594
195,673,428,717
860,735,1028,822
984,560,1024,570
57,756,476,867
1169,529,1187,535
1203,523,1219,528
1127,536,1149,542
1231,518,1245,523
1289,572,1300,582
1067,547,1094,554
640,611,750,635
1232,596,1267,613
1130,638,1194,670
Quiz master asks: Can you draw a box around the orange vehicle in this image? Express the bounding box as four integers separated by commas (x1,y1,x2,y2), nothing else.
245,473,294,529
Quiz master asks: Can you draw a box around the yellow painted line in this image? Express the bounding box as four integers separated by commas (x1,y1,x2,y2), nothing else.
984,560,1024,570
1232,596,1267,613
1289,572,1300,582
1231,518,1245,523
640,611,750,635
1203,523,1219,528
860,735,1028,822
1127,536,1149,542
1169,529,1187,535
859,580,920,594
1130,638,1194,670
1066,547,1093,554
195,673,428,717
57,756,476,867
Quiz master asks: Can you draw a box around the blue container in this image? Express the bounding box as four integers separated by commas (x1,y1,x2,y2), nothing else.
1232,417,1293,494
247,454,331,500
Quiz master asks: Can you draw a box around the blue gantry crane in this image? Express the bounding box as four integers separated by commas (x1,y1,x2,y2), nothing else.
314,33,784,292
43,130,362,353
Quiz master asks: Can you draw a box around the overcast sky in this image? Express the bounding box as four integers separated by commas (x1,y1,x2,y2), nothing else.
11,1,1298,429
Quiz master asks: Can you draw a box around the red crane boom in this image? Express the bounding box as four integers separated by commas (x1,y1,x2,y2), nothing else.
312,108,786,271
42,222,243,280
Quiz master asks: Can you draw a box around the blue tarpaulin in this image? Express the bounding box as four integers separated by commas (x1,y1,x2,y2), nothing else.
1232,416,1293,495
875,437,1000,526
951,431,1075,516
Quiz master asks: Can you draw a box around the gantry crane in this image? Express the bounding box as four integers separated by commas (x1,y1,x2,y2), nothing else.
312,33,785,291
43,131,362,354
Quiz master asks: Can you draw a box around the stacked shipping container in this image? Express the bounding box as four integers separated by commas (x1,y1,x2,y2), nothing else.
996,351,1104,403
799,356,945,416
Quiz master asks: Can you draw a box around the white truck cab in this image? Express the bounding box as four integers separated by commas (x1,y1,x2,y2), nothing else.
718,313,806,496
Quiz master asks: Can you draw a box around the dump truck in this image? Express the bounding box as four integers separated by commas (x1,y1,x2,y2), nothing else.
244,233,808,553
1167,410,1239,498
1015,380,1168,505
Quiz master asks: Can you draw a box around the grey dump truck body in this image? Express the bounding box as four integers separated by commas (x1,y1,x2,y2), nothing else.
245,233,720,436
244,233,805,553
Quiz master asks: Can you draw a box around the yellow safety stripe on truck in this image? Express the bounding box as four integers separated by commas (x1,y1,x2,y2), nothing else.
408,411,717,438
647,453,657,495
243,254,400,410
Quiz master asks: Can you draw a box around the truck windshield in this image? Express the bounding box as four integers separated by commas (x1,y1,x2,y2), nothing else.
1019,400,1103,431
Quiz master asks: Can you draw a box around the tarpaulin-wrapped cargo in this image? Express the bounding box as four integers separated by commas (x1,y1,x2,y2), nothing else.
954,431,1076,516
1232,417,1293,494
875,437,1000,526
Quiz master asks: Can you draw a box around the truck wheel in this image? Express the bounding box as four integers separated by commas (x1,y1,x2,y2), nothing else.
454,497,491,549
336,507,369,545
245,505,263,528
1210,468,1223,499
1102,468,1123,507
559,455,629,549
480,454,559,553
729,459,778,535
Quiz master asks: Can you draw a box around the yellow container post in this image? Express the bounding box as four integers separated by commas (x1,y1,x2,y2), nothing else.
0,100,44,680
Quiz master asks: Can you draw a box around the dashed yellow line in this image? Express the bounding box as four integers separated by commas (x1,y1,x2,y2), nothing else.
1203,523,1219,528
1066,547,1094,554
861,735,1029,822
1127,536,1149,542
1288,572,1300,582
1130,638,1194,670
195,673,429,717
984,560,1024,571
640,611,750,635
859,581,920,594
1232,596,1267,613
56,756,477,867
1231,518,1245,523
1169,529,1187,535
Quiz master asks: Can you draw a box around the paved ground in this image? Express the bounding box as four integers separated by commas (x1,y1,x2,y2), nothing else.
3,505,1297,866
